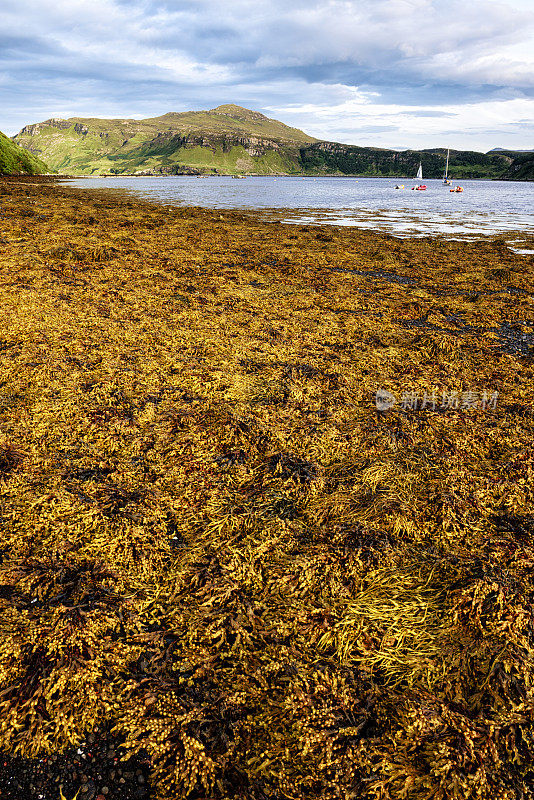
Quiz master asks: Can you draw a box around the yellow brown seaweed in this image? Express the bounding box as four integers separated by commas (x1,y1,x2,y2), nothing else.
0,176,533,799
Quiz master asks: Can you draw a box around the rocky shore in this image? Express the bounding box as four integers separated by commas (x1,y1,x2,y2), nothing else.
0,176,533,799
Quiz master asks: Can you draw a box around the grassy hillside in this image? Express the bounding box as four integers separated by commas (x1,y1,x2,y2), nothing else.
0,131,49,175
13,105,317,176
11,106,533,178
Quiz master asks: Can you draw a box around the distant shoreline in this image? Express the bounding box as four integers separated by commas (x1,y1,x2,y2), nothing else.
58,173,532,181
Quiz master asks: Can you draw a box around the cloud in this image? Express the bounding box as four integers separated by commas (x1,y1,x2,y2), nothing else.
266,94,534,151
144,0,534,88
0,0,533,150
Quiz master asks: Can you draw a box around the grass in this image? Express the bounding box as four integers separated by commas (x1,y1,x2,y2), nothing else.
0,131,49,175
13,126,304,176
0,175,533,799
106,143,301,175
13,106,317,175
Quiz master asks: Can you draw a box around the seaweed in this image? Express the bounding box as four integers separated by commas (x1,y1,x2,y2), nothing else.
0,176,534,799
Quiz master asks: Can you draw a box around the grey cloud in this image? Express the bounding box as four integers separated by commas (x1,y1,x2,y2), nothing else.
0,0,533,149
140,0,533,85
0,34,61,57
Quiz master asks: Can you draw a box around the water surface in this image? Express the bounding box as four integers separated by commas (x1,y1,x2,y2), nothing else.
63,175,534,240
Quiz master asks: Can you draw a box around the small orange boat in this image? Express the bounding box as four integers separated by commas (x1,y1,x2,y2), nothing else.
450,186,463,192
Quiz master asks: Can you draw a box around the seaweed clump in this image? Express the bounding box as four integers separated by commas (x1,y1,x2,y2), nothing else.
0,176,533,799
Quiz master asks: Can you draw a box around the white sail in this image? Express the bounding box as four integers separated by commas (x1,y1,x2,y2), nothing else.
416,162,423,180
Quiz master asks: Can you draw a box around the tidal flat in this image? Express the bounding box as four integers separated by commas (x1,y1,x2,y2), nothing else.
1,176,534,800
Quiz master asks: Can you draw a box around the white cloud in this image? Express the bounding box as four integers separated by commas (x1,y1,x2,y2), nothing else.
266,94,534,150
181,0,534,87
0,0,533,149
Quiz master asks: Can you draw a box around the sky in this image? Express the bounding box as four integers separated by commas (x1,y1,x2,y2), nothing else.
1,0,533,152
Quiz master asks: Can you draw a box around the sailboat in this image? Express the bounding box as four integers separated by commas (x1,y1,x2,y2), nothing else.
412,161,427,190
443,149,452,185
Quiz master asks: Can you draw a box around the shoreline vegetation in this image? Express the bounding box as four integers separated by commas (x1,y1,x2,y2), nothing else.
1,176,534,800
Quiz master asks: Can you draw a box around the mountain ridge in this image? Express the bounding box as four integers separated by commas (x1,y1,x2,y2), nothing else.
11,105,534,180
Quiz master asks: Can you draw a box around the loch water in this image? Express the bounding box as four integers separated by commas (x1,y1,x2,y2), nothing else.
63,175,534,243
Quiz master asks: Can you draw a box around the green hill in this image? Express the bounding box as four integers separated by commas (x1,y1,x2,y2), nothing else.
0,130,49,175
10,105,532,179
12,105,317,176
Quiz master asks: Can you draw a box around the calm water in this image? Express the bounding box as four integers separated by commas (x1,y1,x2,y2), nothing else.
63,175,534,242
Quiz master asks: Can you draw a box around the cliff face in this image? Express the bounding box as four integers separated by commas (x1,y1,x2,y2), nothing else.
147,132,289,156
18,118,72,136
11,106,533,179
0,130,49,175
